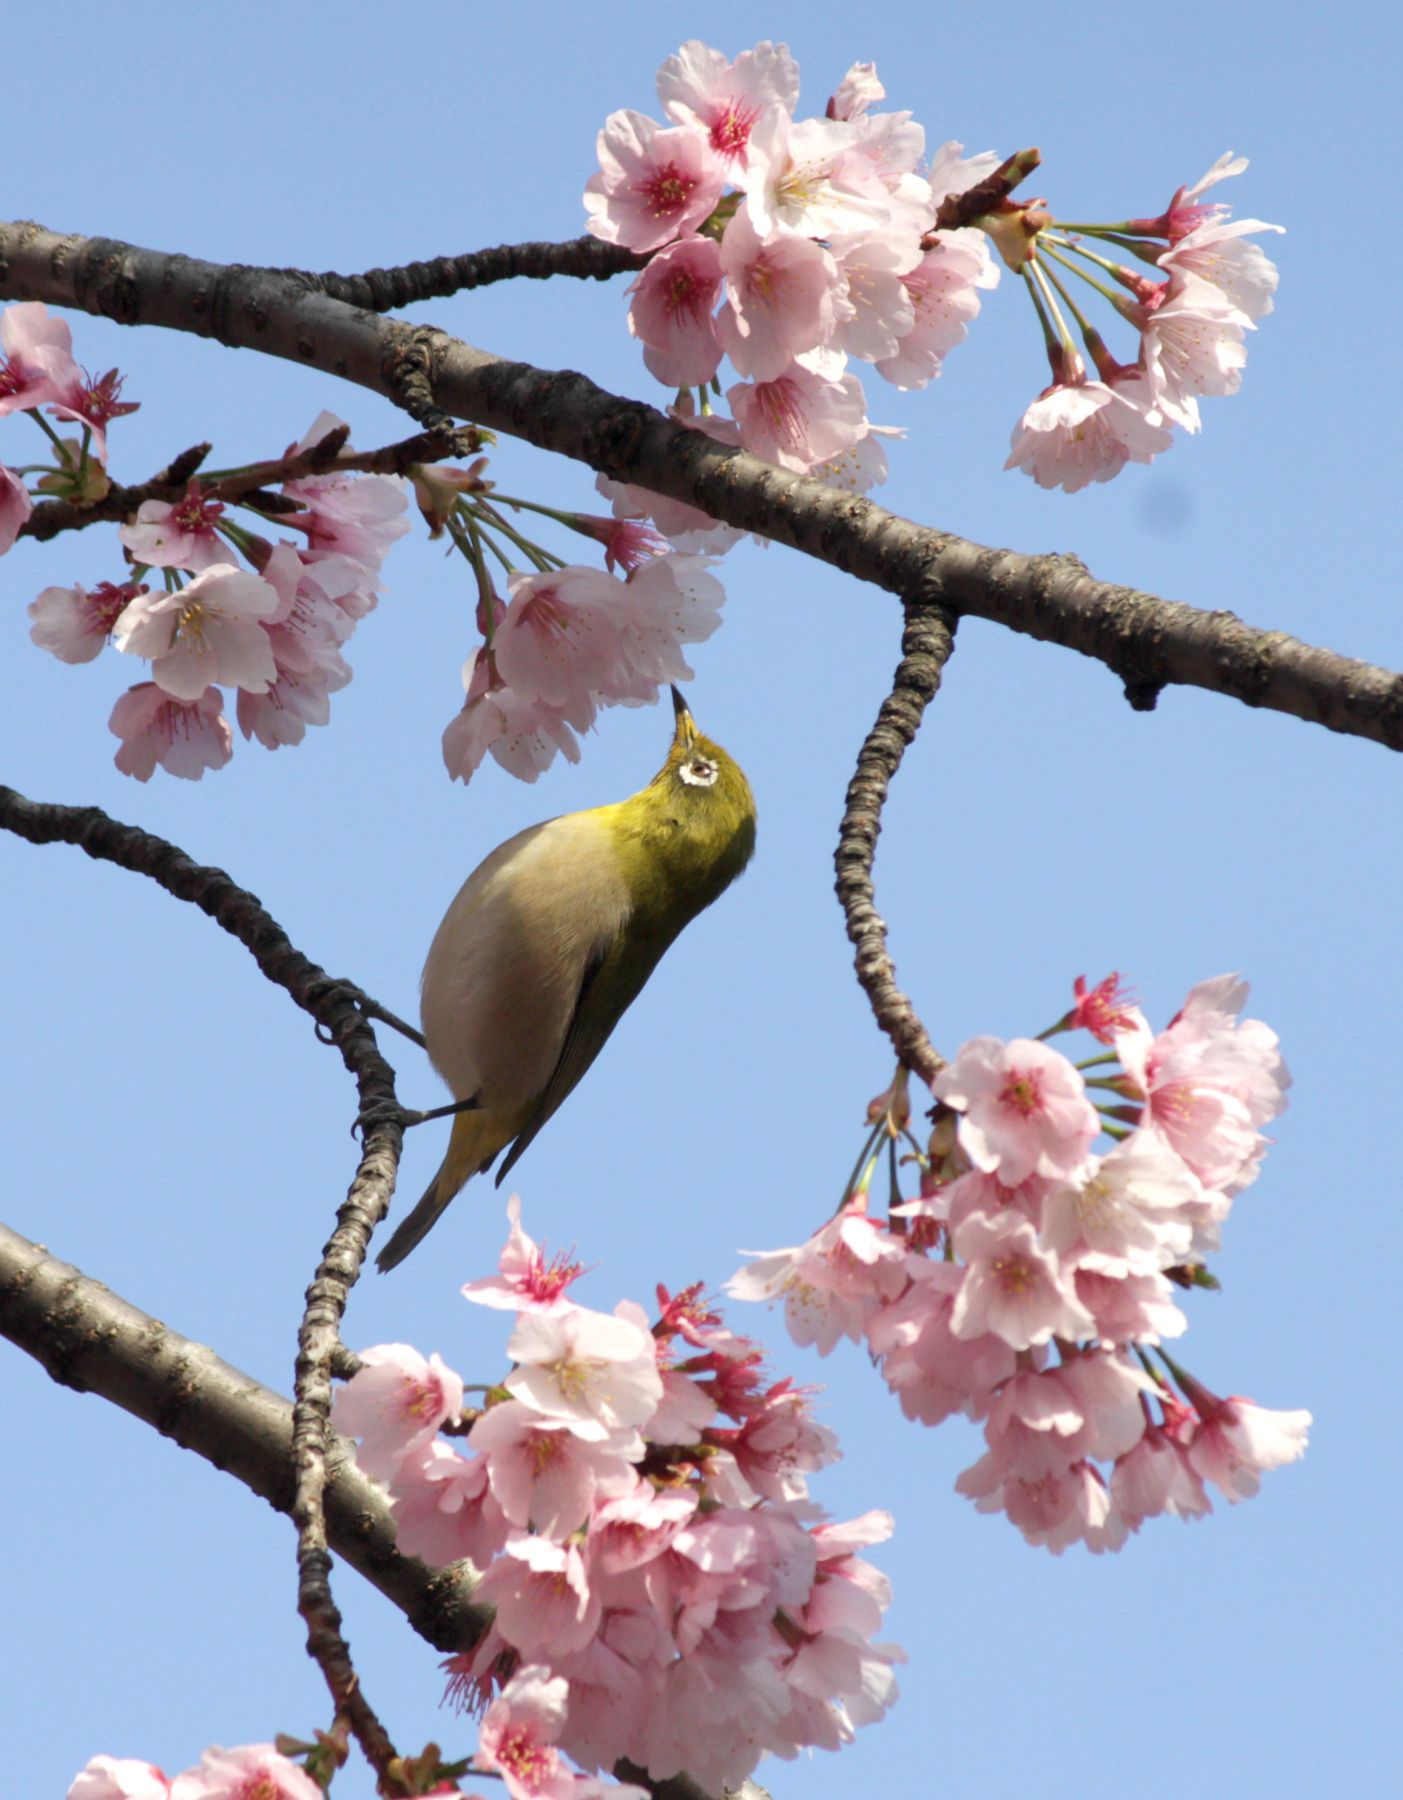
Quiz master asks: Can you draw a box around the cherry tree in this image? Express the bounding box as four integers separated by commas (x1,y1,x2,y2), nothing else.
3,19,1396,1800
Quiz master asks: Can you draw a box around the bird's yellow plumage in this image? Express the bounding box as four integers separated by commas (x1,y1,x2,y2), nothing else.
376,689,755,1270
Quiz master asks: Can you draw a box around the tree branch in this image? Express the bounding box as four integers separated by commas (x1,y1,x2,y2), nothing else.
836,599,958,1082
2,221,1396,751
0,1221,487,1652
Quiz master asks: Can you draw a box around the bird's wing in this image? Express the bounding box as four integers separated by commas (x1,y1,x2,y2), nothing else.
495,915,676,1185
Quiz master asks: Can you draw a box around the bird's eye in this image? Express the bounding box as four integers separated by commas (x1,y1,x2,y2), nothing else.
679,756,719,788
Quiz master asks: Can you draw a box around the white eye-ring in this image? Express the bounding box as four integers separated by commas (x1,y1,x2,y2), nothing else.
679,756,719,788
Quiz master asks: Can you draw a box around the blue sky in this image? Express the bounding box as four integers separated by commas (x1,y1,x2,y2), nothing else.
4,4,1399,1797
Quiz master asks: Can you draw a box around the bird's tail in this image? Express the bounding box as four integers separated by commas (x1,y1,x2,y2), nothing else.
375,1106,510,1272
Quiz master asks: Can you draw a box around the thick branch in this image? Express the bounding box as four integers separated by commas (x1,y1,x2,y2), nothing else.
836,600,958,1082
0,1222,487,1653
2,219,1395,751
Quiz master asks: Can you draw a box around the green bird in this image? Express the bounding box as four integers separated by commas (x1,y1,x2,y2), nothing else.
376,687,756,1271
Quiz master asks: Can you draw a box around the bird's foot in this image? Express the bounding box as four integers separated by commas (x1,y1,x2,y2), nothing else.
352,1094,482,1140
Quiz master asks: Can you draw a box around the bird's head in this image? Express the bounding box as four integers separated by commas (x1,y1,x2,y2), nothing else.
620,687,757,908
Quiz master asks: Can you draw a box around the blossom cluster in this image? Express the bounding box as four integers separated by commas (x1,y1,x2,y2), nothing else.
585,40,999,510
1002,153,1283,491
440,548,724,785
68,1744,329,1800
586,42,1281,502
332,1201,901,1795
21,375,409,780
728,975,1310,1553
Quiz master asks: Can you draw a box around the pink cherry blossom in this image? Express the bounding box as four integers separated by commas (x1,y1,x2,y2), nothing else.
281,414,410,568
117,487,228,572
1138,272,1252,430
68,1757,170,1800
473,1665,579,1800
656,39,799,166
443,648,594,784
1111,1420,1211,1527
112,564,279,700
873,235,990,388
728,362,868,472
1039,1133,1199,1275
493,566,627,710
46,365,139,463
1069,971,1138,1042
473,1535,602,1658
389,1437,509,1568
605,552,724,690
742,110,891,241
727,1203,909,1354
0,463,32,552
1159,217,1283,321
717,209,840,381
30,580,142,663
1186,1394,1312,1502
949,1210,1095,1350
867,1256,1016,1424
627,235,725,386
585,111,726,252
462,1195,583,1313
1116,974,1289,1194
505,1302,663,1434
933,1035,1099,1185
331,1342,463,1483
168,1744,321,1800
827,62,886,121
1005,372,1173,492
1159,151,1252,242
469,1400,639,1538
0,302,80,415
109,683,233,782
826,230,920,364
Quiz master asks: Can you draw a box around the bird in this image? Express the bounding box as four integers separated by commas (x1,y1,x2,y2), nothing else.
376,686,756,1271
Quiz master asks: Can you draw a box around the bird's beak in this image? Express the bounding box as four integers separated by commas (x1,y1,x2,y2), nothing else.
670,684,698,750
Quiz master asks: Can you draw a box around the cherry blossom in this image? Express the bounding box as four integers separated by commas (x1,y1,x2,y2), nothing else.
493,566,629,710
281,413,410,568
1117,974,1289,1194
0,463,32,552
68,1758,170,1800
443,648,594,784
112,564,279,700
933,1034,1099,1185
1186,1393,1312,1502
626,236,725,387
949,1209,1095,1349
473,1665,586,1800
0,302,80,415
1005,372,1173,492
330,1342,464,1483
462,1194,583,1313
726,1202,909,1353
118,487,228,572
167,1744,321,1800
584,111,726,252
109,683,233,782
717,208,840,381
29,580,143,663
656,39,799,166
505,1302,663,1434
728,361,868,472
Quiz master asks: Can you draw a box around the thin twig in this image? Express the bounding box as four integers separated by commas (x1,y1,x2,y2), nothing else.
20,424,484,544
835,599,957,1085
0,783,408,1781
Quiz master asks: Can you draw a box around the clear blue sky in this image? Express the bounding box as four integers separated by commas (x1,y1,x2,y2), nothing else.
4,4,1399,1797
